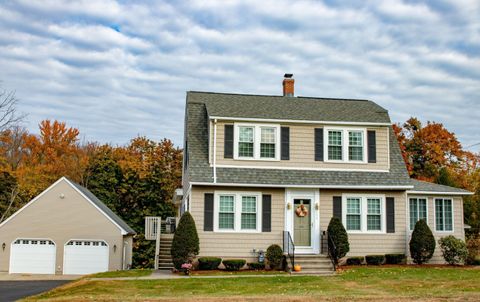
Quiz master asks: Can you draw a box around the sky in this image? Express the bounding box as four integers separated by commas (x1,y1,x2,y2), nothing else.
0,0,479,151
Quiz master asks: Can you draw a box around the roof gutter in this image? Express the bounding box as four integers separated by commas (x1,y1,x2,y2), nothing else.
406,190,474,196
208,116,392,126
190,182,414,190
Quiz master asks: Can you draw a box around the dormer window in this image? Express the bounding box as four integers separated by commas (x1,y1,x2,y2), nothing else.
325,127,367,163
234,124,280,161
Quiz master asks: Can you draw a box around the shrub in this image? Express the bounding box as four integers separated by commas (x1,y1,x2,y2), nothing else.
409,219,435,264
438,236,468,265
327,217,350,265
346,257,364,265
198,257,222,270
222,259,246,271
385,254,406,264
171,212,199,269
466,237,480,265
365,255,385,265
473,256,480,266
247,262,265,270
266,244,283,269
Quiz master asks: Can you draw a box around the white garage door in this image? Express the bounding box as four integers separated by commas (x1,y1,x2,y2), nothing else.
63,240,109,275
9,239,56,274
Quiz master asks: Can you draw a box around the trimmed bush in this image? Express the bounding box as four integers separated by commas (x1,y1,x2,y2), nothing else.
222,259,246,271
198,257,222,270
385,254,406,264
171,212,200,269
327,217,350,265
438,236,468,265
409,219,435,264
346,257,364,265
365,255,385,265
247,262,265,270
473,256,480,266
466,238,480,265
266,244,283,270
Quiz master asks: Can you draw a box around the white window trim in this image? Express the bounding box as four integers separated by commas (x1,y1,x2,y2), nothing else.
408,196,429,231
342,194,386,234
324,127,367,164
213,191,262,233
233,123,281,161
434,197,454,233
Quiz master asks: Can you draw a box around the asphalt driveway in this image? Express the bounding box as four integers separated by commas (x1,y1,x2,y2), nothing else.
0,280,69,302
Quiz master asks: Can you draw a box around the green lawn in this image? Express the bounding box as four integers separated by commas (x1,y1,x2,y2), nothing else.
26,267,480,301
84,269,153,279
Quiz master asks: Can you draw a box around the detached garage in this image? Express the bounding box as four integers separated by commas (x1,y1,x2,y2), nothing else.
0,177,135,275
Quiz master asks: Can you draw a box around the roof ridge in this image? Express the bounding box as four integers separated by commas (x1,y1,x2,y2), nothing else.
188,90,372,102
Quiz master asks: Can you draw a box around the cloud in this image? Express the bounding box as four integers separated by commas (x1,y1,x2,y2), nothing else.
0,0,478,152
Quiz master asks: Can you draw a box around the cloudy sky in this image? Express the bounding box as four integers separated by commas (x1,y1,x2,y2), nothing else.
0,0,479,151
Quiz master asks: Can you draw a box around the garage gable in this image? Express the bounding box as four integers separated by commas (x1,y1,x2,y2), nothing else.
0,177,134,236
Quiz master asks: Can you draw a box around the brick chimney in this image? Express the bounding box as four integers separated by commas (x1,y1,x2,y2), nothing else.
282,73,294,97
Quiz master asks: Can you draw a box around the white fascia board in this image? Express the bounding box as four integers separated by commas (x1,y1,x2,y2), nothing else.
209,116,391,127
406,190,474,196
191,181,413,190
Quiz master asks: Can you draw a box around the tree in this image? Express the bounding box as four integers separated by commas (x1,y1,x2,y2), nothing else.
0,86,25,132
393,118,465,181
327,217,350,264
438,236,468,265
171,212,199,269
0,171,21,223
409,219,436,264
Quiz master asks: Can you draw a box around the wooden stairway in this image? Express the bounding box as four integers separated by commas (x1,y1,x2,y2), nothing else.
157,234,174,270
288,254,335,275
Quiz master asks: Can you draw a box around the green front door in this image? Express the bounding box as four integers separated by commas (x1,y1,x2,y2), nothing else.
293,199,311,246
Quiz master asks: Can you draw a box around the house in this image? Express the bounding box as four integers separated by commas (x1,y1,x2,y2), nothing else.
0,177,135,275
179,74,472,271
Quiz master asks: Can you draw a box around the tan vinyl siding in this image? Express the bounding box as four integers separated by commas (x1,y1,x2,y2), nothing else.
190,186,284,262
320,190,407,256
0,179,130,273
407,195,465,264
214,121,389,170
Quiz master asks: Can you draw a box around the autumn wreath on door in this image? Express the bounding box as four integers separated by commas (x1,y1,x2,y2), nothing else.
295,204,308,217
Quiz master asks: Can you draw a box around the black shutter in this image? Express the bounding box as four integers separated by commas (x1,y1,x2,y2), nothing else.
262,195,272,232
224,125,234,158
281,127,290,160
386,197,395,233
204,193,214,231
333,196,342,219
368,130,377,163
315,128,324,161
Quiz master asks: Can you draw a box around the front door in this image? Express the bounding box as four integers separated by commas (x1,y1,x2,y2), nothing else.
294,199,311,247
285,189,320,254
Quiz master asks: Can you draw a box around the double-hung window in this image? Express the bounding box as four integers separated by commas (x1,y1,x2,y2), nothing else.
328,130,343,161
435,198,453,232
238,126,254,158
234,124,280,160
325,128,366,163
343,195,385,233
215,192,261,232
409,198,427,230
348,131,364,161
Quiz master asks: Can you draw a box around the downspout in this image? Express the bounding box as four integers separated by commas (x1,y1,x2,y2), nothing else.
213,119,217,184
405,190,409,263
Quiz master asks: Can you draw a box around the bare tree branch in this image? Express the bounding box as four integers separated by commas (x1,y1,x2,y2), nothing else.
0,87,26,132
0,185,19,223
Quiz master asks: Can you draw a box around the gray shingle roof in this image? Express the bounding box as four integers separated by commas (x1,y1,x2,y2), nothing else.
188,91,391,123
185,92,413,188
67,178,136,235
409,179,473,195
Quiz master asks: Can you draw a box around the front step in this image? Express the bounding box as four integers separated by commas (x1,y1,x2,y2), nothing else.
287,254,335,275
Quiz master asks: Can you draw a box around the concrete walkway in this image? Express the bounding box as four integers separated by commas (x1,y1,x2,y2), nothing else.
88,270,334,281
